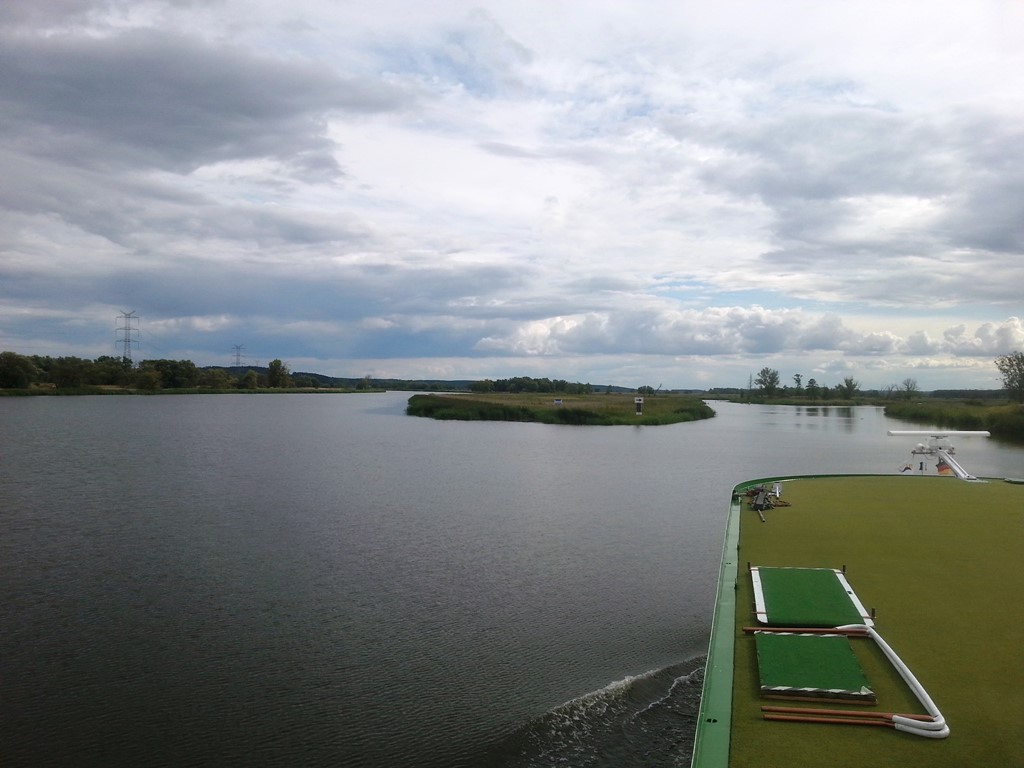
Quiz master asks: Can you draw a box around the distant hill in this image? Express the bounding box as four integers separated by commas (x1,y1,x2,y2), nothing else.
206,368,712,393
928,389,1004,400
210,366,474,391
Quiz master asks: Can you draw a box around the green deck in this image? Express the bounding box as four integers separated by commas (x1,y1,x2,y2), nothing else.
692,475,1024,768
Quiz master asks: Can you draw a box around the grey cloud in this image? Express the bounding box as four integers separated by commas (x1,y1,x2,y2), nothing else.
285,149,347,184
3,236,532,326
796,314,856,350
0,0,98,28
478,142,541,159
943,181,1024,256
901,330,941,355
919,114,1024,254
184,205,369,247
675,105,1024,308
692,109,955,204
841,332,900,355
0,149,366,255
0,27,409,174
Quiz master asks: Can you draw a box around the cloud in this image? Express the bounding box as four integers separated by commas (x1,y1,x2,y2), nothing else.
473,305,1024,370
1,1,1022,389
0,27,409,176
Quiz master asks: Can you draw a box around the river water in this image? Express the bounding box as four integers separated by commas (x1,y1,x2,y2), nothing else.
2,394,1022,767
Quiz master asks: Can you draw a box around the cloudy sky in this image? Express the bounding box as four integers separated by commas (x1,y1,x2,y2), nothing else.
2,1,1022,389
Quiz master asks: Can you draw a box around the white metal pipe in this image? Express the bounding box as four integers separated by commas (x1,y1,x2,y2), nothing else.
837,623,949,739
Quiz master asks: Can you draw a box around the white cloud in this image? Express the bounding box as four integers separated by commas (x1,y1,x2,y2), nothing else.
1,1,1022,389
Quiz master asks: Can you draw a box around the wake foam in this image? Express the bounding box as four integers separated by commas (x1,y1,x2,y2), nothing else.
484,657,705,768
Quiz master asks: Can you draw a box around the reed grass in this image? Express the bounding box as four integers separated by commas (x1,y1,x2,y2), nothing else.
405,392,715,425
885,401,1024,440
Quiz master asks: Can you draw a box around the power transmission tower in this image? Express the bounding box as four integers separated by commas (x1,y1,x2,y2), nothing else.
231,344,245,367
116,310,139,365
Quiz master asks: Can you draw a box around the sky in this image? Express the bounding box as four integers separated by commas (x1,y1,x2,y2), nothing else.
1,1,1023,390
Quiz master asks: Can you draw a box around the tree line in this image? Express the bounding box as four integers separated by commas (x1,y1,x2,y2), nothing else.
751,368,865,400
5,349,1024,401
749,352,1024,403
470,376,594,394
0,352,308,391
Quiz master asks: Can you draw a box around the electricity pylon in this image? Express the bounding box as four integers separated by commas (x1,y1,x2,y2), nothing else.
117,310,139,365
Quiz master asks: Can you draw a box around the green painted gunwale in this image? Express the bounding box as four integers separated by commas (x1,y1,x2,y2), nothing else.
691,474,1024,768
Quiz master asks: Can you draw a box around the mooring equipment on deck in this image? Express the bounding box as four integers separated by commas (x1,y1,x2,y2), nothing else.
889,430,990,480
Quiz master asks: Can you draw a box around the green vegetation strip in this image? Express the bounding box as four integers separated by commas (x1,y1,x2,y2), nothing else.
885,401,1024,440
406,393,715,425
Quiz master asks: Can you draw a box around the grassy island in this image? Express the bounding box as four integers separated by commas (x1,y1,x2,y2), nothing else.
406,392,715,425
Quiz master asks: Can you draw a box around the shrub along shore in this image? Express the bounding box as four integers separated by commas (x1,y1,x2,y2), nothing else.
883,400,1024,441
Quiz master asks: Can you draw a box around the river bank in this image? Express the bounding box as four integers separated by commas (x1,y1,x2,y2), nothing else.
883,400,1024,440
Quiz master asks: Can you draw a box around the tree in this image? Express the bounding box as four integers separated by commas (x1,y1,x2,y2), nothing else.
836,376,860,399
995,351,1024,403
754,367,781,396
50,356,90,388
200,368,236,389
267,359,291,388
806,378,819,400
900,378,920,400
792,373,803,392
139,359,199,389
0,351,39,388
90,355,132,386
136,369,161,391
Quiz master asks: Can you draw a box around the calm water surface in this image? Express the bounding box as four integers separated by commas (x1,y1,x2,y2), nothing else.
2,394,1022,767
